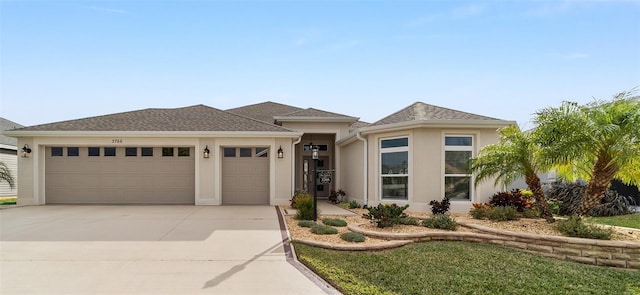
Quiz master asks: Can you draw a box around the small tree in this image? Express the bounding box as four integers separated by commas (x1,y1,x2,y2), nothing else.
471,125,554,222
534,90,640,215
0,162,14,189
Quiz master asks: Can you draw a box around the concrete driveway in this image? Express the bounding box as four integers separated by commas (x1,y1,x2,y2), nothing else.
0,205,333,294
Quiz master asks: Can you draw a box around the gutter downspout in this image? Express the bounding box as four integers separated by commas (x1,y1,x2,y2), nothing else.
356,131,368,206
291,136,303,196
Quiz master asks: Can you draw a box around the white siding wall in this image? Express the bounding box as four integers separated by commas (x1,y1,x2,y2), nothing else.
0,149,18,196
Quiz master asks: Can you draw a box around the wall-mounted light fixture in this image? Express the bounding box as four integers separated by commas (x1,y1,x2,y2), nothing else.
311,144,319,160
21,144,32,158
203,145,210,159
277,146,284,159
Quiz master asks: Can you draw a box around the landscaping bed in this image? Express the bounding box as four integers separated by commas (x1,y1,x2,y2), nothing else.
285,208,640,244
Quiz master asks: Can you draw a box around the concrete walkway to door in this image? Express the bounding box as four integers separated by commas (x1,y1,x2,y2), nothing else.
0,205,334,294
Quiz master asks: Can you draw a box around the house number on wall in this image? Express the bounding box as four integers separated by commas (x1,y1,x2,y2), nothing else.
112,139,123,144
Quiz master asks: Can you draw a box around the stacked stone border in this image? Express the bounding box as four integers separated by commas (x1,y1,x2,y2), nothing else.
293,222,640,269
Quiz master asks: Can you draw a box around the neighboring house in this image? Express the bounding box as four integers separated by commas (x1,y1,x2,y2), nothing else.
2,101,514,212
0,118,24,196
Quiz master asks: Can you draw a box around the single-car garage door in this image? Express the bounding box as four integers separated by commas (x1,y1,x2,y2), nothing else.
45,146,195,204
222,147,269,205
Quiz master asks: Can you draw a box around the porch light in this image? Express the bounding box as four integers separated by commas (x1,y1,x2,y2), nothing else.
277,146,284,159
203,145,210,159
311,144,319,160
22,144,32,158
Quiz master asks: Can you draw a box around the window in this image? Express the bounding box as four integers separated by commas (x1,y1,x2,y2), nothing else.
239,148,252,157
303,144,328,151
224,148,236,157
380,137,409,200
162,147,174,157
256,147,268,157
67,147,79,157
444,135,473,200
141,147,153,157
126,147,137,157
51,147,63,157
88,147,100,157
178,147,190,157
104,147,116,157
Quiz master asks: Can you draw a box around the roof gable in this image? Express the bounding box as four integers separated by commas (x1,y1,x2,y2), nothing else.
369,102,503,127
226,101,303,124
12,105,293,133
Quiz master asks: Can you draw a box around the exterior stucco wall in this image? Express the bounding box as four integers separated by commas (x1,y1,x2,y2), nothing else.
281,122,351,139
338,139,365,205
364,127,505,213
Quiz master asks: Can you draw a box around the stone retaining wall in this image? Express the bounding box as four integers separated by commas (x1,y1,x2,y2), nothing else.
349,222,640,269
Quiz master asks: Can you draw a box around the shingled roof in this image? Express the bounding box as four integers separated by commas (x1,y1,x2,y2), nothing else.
227,101,303,124
368,102,504,127
0,117,24,146
275,108,359,122
10,105,294,133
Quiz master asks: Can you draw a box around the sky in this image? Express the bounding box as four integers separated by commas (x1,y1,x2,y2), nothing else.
1,0,639,130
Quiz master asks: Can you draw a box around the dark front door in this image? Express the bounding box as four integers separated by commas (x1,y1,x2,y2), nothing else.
303,156,331,198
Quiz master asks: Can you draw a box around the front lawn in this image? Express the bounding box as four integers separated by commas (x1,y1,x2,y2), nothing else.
0,197,17,205
588,213,640,229
294,241,640,295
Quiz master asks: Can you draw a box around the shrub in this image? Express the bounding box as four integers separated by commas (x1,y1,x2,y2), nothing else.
555,215,612,240
590,189,636,217
489,189,531,212
487,206,520,221
310,224,338,235
422,214,458,231
362,203,409,228
429,197,451,214
399,216,420,226
340,232,366,243
348,200,360,209
298,220,316,228
470,203,492,219
290,190,311,209
322,218,348,227
521,208,540,219
545,181,635,217
295,194,316,220
338,202,351,209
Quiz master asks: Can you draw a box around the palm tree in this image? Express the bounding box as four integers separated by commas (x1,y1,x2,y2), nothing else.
534,90,640,215
0,161,15,189
470,125,555,222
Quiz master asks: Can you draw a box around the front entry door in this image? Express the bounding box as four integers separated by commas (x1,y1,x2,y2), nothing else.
303,156,330,198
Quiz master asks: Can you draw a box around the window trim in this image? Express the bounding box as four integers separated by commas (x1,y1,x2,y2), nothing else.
443,134,475,202
379,136,410,201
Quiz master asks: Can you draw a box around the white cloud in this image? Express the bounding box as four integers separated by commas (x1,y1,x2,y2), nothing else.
293,38,306,47
328,40,360,51
548,52,589,59
90,6,130,15
405,3,486,28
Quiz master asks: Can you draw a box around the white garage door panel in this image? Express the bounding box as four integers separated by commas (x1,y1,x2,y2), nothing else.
45,147,195,204
222,148,269,205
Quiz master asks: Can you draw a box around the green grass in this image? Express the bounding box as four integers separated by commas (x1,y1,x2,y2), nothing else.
294,241,640,295
0,197,17,205
587,213,640,229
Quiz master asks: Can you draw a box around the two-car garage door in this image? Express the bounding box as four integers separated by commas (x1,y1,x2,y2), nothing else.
45,146,195,204
44,145,270,205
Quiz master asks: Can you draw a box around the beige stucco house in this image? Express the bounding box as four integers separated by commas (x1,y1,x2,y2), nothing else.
3,101,515,212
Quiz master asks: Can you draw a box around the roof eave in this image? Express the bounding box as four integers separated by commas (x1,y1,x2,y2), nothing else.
360,119,517,135
1,130,303,138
